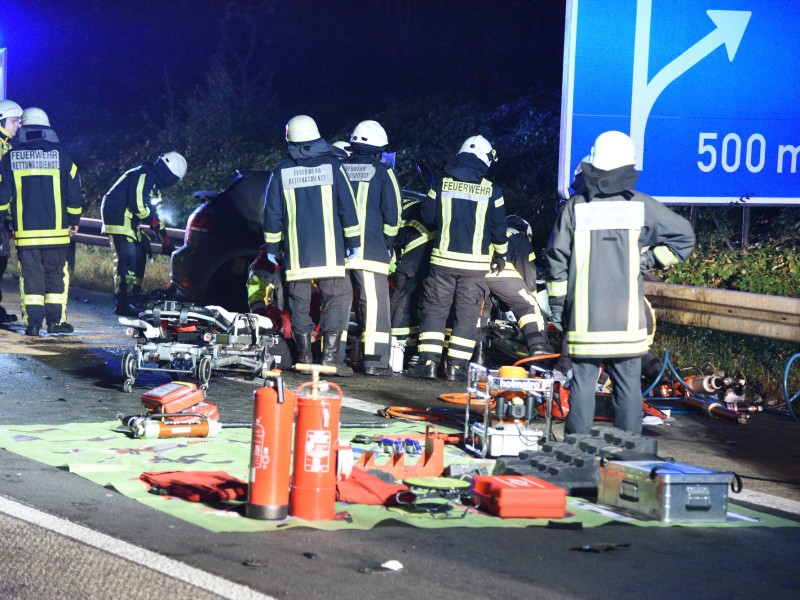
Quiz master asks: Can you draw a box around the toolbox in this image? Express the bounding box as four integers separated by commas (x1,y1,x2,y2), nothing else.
597,459,735,522
470,475,567,519
140,382,205,414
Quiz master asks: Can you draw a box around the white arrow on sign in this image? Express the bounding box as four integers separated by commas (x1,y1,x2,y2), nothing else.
630,1,751,169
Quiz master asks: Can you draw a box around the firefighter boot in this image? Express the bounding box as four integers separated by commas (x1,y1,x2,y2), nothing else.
470,339,491,368
445,359,469,382
405,355,439,379
292,331,313,365
321,332,353,377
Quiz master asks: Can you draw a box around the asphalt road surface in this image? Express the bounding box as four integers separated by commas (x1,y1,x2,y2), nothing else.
1,280,799,599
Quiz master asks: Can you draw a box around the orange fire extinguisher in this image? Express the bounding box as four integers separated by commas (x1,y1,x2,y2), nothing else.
290,364,342,521
246,371,297,520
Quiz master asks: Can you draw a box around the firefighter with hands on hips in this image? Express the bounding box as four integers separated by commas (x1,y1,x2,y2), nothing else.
341,120,402,376
101,151,187,316
0,107,84,336
474,214,551,366
406,135,508,382
0,99,23,324
389,193,435,364
263,115,361,377
545,131,695,435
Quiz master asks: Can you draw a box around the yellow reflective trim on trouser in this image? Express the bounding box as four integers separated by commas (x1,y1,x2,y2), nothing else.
569,328,648,343
322,185,336,267
284,266,345,281
362,271,378,354
45,292,68,304
449,335,474,348
547,280,567,297
573,229,591,332
22,294,45,305
418,344,443,354
419,331,446,342
448,348,473,360
518,311,544,331
285,189,299,271
627,230,641,332
391,327,413,336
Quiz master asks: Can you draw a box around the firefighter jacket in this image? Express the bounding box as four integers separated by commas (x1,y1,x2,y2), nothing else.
341,150,402,275
420,154,508,271
101,160,179,240
487,230,538,288
393,195,435,275
263,138,360,282
0,126,83,249
545,162,695,359
1,126,13,156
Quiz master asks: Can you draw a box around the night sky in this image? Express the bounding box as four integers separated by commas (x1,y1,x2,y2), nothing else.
2,0,566,137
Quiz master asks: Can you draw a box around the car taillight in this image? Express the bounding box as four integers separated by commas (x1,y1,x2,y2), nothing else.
185,209,216,245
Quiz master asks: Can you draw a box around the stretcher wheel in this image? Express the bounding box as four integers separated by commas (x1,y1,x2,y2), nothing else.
122,379,134,394
196,357,212,384
121,352,139,379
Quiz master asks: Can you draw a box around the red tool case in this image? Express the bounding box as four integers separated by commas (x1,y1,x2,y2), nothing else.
140,382,205,414
470,475,567,518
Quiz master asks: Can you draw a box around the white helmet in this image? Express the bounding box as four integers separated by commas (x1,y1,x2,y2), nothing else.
20,107,50,127
350,120,388,148
285,115,320,143
458,135,497,167
0,100,23,121
590,131,636,171
159,151,187,180
331,140,352,157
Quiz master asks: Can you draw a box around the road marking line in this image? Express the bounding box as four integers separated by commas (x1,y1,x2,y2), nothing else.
0,494,276,600
342,395,380,414
734,489,800,516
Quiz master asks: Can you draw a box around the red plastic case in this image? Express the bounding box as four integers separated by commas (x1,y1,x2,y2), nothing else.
471,475,567,519
140,382,205,414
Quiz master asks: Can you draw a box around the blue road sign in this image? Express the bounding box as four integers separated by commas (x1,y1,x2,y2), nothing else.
559,0,800,205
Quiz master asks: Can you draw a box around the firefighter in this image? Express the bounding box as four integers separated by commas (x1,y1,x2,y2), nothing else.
475,215,551,365
263,115,361,377
246,244,288,332
341,120,402,376
0,107,84,335
389,194,435,364
545,131,695,434
406,135,507,381
0,100,23,324
101,151,187,316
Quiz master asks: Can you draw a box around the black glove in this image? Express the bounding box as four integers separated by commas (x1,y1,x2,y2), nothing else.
490,253,506,274
161,237,176,256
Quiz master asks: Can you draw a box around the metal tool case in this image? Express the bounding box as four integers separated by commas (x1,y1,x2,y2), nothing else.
597,459,736,522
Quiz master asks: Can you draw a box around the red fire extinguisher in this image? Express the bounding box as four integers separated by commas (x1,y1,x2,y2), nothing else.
290,364,342,520
246,371,297,520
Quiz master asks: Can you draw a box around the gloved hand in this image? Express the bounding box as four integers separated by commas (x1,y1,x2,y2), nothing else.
490,253,506,273
161,237,176,255
266,252,279,266
345,246,359,260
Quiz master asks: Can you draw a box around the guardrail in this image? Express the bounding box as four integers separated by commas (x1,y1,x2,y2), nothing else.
644,281,800,343
74,217,185,253
73,217,799,343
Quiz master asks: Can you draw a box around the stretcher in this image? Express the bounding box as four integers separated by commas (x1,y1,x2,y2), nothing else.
119,300,286,393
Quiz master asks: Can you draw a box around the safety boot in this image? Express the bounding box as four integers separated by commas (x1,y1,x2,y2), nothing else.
445,359,469,382
48,322,75,334
24,324,41,337
292,331,313,365
321,332,353,377
405,356,439,379
470,340,491,368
